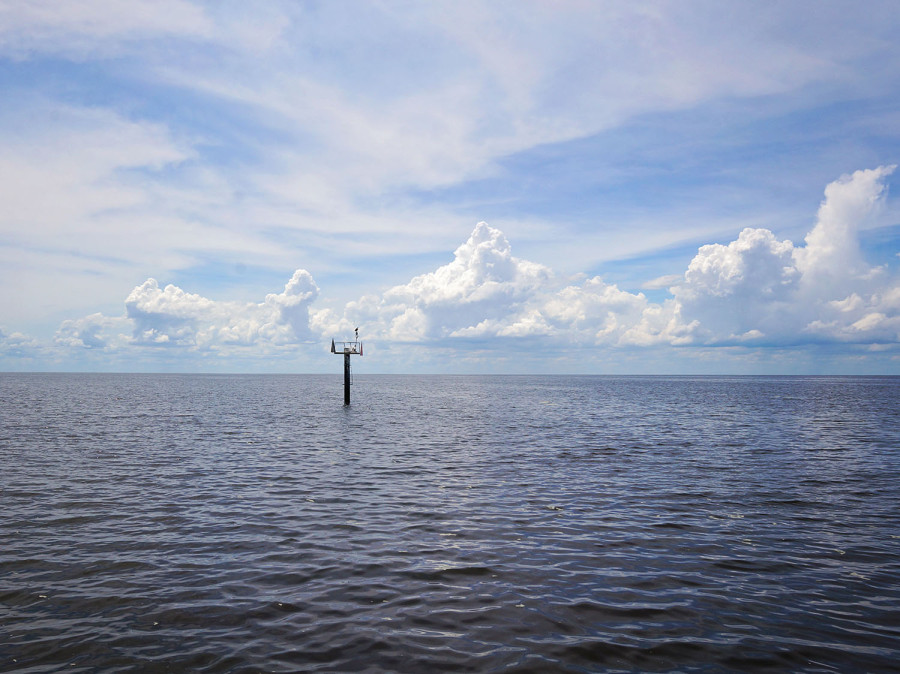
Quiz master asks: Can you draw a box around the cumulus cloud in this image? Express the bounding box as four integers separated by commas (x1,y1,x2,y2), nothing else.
673,165,898,345
0,326,41,356
673,227,802,342
53,269,321,353
125,270,319,348
796,166,894,282
334,167,899,350
55,313,132,349
346,222,552,341
333,221,678,347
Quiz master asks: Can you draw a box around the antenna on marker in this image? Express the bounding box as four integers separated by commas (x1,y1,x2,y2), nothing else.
331,327,362,405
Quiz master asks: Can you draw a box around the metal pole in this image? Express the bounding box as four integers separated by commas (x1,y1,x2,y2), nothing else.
344,350,351,405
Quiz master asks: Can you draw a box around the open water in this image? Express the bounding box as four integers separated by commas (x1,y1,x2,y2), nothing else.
2,373,900,673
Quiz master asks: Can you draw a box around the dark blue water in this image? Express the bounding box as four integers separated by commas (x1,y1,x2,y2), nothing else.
2,374,899,672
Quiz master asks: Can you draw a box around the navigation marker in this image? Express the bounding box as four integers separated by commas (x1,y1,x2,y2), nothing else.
331,330,363,405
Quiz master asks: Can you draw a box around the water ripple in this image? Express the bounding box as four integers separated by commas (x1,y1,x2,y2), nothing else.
2,374,900,671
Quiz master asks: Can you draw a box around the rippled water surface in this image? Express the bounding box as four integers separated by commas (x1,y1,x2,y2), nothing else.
2,374,900,672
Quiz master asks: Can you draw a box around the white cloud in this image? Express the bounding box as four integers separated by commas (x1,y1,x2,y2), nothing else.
55,313,131,349
672,165,899,345
642,274,683,291
45,165,900,366
4,1,899,342
805,284,900,343
672,227,801,342
116,0,887,253
329,167,900,350
0,104,190,234
541,277,649,344
263,269,320,341
125,269,319,349
796,165,896,282
347,222,552,341
0,326,40,354
0,102,194,325
329,221,680,347
51,269,321,354
0,0,212,57
0,100,306,326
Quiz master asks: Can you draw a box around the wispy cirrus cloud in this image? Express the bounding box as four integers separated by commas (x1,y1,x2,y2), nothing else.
0,0,211,57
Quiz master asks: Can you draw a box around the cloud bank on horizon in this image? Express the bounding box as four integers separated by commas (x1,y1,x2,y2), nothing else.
18,165,895,370
1,1,900,373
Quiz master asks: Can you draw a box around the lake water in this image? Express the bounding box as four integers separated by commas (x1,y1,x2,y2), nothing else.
2,373,899,672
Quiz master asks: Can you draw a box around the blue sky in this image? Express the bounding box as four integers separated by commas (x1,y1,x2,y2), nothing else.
1,0,899,374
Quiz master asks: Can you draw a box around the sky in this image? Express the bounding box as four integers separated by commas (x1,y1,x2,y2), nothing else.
1,0,900,374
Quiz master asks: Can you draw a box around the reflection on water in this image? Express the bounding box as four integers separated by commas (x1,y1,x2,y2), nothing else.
2,374,900,672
